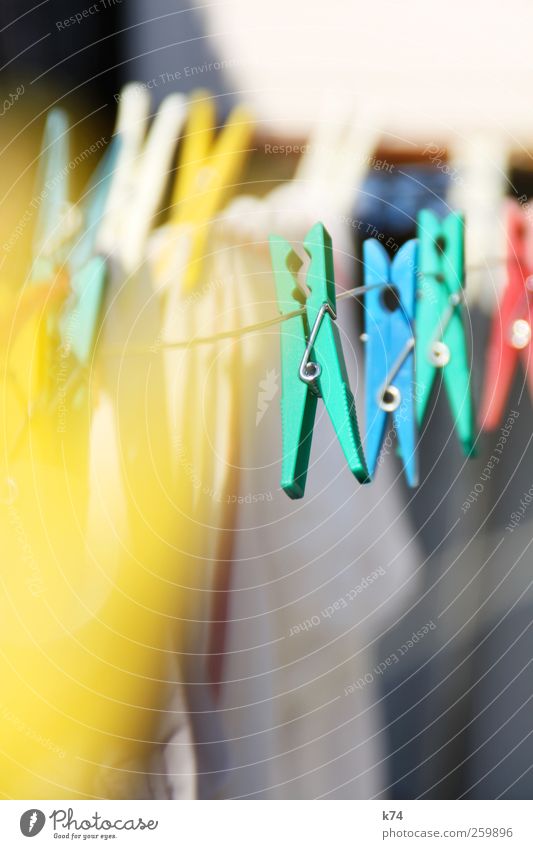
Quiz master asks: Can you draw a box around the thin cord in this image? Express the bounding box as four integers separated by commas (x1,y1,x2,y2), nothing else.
101,257,504,356
102,282,397,355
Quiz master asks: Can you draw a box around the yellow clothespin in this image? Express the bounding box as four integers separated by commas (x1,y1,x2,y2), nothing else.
160,89,253,293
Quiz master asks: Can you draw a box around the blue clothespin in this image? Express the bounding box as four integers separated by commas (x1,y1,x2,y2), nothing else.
30,109,71,283
270,221,369,499
363,238,418,486
59,137,120,365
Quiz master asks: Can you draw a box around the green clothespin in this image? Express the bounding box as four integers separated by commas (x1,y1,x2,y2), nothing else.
59,137,120,365
30,109,72,283
270,222,370,499
415,209,475,455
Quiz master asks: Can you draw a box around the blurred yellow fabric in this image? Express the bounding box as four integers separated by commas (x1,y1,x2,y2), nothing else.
0,265,193,798
0,88,254,799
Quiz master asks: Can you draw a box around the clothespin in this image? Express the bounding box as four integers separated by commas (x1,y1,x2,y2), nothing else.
265,103,380,262
415,210,475,455
97,83,151,258
293,99,380,223
166,89,253,293
30,109,79,284
270,222,369,499
479,200,533,430
447,134,509,311
10,109,74,409
99,84,187,273
58,137,120,366
363,238,418,486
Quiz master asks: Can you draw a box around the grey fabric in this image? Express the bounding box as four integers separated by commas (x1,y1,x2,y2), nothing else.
127,0,232,107
378,295,533,800
218,270,423,799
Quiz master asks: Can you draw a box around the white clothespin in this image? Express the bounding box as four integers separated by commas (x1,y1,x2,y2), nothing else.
99,83,187,272
448,133,510,311
98,84,149,256
271,104,381,289
294,98,380,223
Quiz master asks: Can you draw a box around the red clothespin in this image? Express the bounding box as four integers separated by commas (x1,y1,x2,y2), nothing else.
479,200,533,430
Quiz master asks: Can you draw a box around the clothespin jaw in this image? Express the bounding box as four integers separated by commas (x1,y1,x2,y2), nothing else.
415,210,475,455
270,222,369,499
479,200,533,430
363,238,418,486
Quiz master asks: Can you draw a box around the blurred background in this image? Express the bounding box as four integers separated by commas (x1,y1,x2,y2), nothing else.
1,0,533,801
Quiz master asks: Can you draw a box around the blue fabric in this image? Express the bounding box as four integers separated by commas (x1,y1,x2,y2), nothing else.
356,166,450,238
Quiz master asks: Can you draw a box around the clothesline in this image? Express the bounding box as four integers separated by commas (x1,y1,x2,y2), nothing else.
103,258,504,355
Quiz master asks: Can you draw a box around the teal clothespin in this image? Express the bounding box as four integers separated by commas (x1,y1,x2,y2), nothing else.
59,137,120,365
415,210,475,455
270,222,370,499
30,109,71,283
